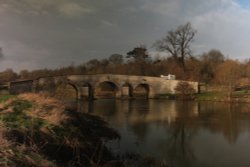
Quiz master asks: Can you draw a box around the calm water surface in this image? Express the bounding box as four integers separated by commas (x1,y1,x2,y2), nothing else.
81,99,250,167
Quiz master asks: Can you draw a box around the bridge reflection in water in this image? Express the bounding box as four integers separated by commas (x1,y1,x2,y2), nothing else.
78,99,250,167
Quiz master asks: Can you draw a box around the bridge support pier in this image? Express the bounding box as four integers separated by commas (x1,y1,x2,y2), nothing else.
148,90,156,98
79,86,94,100
115,89,122,98
121,87,129,96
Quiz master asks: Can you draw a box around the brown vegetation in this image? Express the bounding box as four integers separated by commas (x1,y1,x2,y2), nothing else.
174,82,196,100
0,93,120,167
19,93,69,125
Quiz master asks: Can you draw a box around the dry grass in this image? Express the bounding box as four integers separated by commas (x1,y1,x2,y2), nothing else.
19,93,69,125
0,99,15,114
0,124,56,167
0,123,11,149
0,93,121,167
0,93,69,125
0,93,67,166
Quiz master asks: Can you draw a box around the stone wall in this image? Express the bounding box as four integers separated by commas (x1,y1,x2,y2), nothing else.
9,80,33,94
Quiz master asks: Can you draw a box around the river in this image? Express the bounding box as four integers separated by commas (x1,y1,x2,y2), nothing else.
80,99,250,167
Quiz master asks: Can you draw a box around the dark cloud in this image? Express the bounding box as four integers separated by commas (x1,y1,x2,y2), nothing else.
0,48,4,59
0,0,249,71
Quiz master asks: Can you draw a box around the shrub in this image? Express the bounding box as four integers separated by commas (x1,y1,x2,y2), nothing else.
174,81,195,100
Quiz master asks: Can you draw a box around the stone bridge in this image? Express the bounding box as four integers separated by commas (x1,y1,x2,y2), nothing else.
9,74,198,100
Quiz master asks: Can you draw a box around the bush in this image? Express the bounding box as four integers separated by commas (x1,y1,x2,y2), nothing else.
174,81,195,100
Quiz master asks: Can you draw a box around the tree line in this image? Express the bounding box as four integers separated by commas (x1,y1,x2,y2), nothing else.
0,22,248,90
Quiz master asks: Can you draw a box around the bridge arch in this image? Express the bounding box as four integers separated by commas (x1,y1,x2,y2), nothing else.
95,81,120,99
133,83,150,98
34,77,80,101
53,81,79,101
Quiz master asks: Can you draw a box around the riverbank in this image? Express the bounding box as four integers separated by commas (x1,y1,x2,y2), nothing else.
195,90,250,103
0,93,171,167
155,89,250,103
0,93,121,167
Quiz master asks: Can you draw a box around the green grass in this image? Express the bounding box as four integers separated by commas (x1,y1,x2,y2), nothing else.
232,90,250,97
0,94,16,103
196,90,250,101
0,99,48,130
1,111,47,129
196,92,228,100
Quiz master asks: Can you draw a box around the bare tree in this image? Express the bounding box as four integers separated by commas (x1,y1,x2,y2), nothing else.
201,49,225,64
109,54,123,65
215,60,242,100
154,22,196,70
0,69,18,83
200,49,225,83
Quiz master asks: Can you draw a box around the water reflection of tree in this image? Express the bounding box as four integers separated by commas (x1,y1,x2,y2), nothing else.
163,101,198,167
199,102,241,143
83,99,250,166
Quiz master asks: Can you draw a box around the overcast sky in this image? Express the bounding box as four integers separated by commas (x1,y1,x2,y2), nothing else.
0,0,250,71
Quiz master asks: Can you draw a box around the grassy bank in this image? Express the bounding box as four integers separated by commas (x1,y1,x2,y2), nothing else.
196,90,250,103
0,93,120,167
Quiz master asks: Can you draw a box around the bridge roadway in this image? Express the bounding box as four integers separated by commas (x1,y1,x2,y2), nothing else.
9,74,198,99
